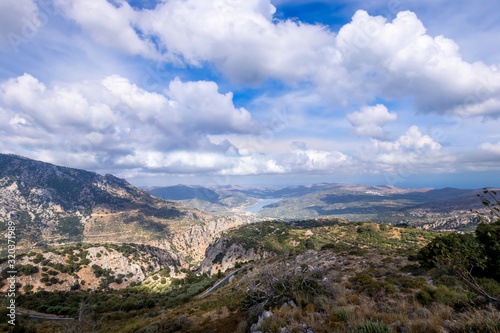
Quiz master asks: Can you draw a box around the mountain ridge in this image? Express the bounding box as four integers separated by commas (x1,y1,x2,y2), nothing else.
0,153,243,264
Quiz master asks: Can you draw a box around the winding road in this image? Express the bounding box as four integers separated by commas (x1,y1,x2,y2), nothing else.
199,268,243,297
16,309,74,321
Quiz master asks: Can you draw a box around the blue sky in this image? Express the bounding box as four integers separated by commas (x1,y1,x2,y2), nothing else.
1,0,500,189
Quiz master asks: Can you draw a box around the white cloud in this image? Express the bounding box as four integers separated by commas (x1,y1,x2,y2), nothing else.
0,73,260,169
479,141,500,155
137,0,335,83
55,0,158,59
56,2,500,116
361,125,450,173
347,104,397,139
328,10,500,115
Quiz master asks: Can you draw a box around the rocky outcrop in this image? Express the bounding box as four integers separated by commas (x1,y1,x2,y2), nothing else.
170,216,245,265
197,237,273,275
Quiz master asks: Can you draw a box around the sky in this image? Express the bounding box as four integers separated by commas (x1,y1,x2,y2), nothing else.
0,0,500,189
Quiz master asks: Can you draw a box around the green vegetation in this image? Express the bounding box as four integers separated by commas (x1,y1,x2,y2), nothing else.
416,189,500,304
223,219,436,257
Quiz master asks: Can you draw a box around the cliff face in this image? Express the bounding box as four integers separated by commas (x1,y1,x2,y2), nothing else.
170,216,245,265
197,237,273,275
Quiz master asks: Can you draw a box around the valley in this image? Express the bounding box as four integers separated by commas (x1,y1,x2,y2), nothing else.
0,154,499,332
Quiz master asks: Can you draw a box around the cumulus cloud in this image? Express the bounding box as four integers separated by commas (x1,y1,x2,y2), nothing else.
332,10,500,115
0,73,259,170
359,125,452,175
53,1,500,116
54,0,159,59
347,104,397,139
113,145,352,176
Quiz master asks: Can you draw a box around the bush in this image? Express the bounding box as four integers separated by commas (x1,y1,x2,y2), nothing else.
333,308,350,322
159,267,171,277
416,285,467,308
356,320,390,333
19,264,39,275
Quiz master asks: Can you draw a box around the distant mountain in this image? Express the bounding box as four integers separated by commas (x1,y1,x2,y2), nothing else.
145,184,258,216
0,154,242,263
147,182,496,232
145,185,220,203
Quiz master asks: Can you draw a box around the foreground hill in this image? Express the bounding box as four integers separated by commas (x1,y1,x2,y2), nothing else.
197,218,437,275
5,219,500,332
0,154,242,264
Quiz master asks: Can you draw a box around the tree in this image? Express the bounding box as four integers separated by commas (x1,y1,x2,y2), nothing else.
418,233,499,302
417,188,500,303
471,188,500,220
473,188,500,281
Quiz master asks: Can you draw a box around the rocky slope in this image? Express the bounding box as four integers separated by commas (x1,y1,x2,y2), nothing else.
0,154,243,263
0,243,184,292
196,218,437,276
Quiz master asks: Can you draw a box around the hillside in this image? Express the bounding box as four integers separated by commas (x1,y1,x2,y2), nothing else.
197,218,437,275
0,154,243,264
5,219,500,332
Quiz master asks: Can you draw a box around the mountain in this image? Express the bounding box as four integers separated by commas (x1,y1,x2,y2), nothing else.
144,184,258,216
145,182,494,231
145,185,221,203
0,154,243,264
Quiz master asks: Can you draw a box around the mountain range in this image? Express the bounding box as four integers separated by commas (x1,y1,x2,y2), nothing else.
145,183,494,232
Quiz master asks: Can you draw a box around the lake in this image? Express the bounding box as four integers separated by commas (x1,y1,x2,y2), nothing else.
243,198,281,214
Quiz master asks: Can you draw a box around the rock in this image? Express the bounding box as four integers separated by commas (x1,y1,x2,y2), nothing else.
444,320,452,329
415,308,431,318
257,311,273,328
391,320,402,327
400,327,408,333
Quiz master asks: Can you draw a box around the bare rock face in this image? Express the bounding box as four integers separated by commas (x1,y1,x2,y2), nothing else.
171,216,244,265
197,237,273,275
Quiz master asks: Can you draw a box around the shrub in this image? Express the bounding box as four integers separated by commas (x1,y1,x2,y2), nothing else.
356,320,390,333
159,267,171,277
333,308,350,322
416,285,467,308
32,253,44,264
